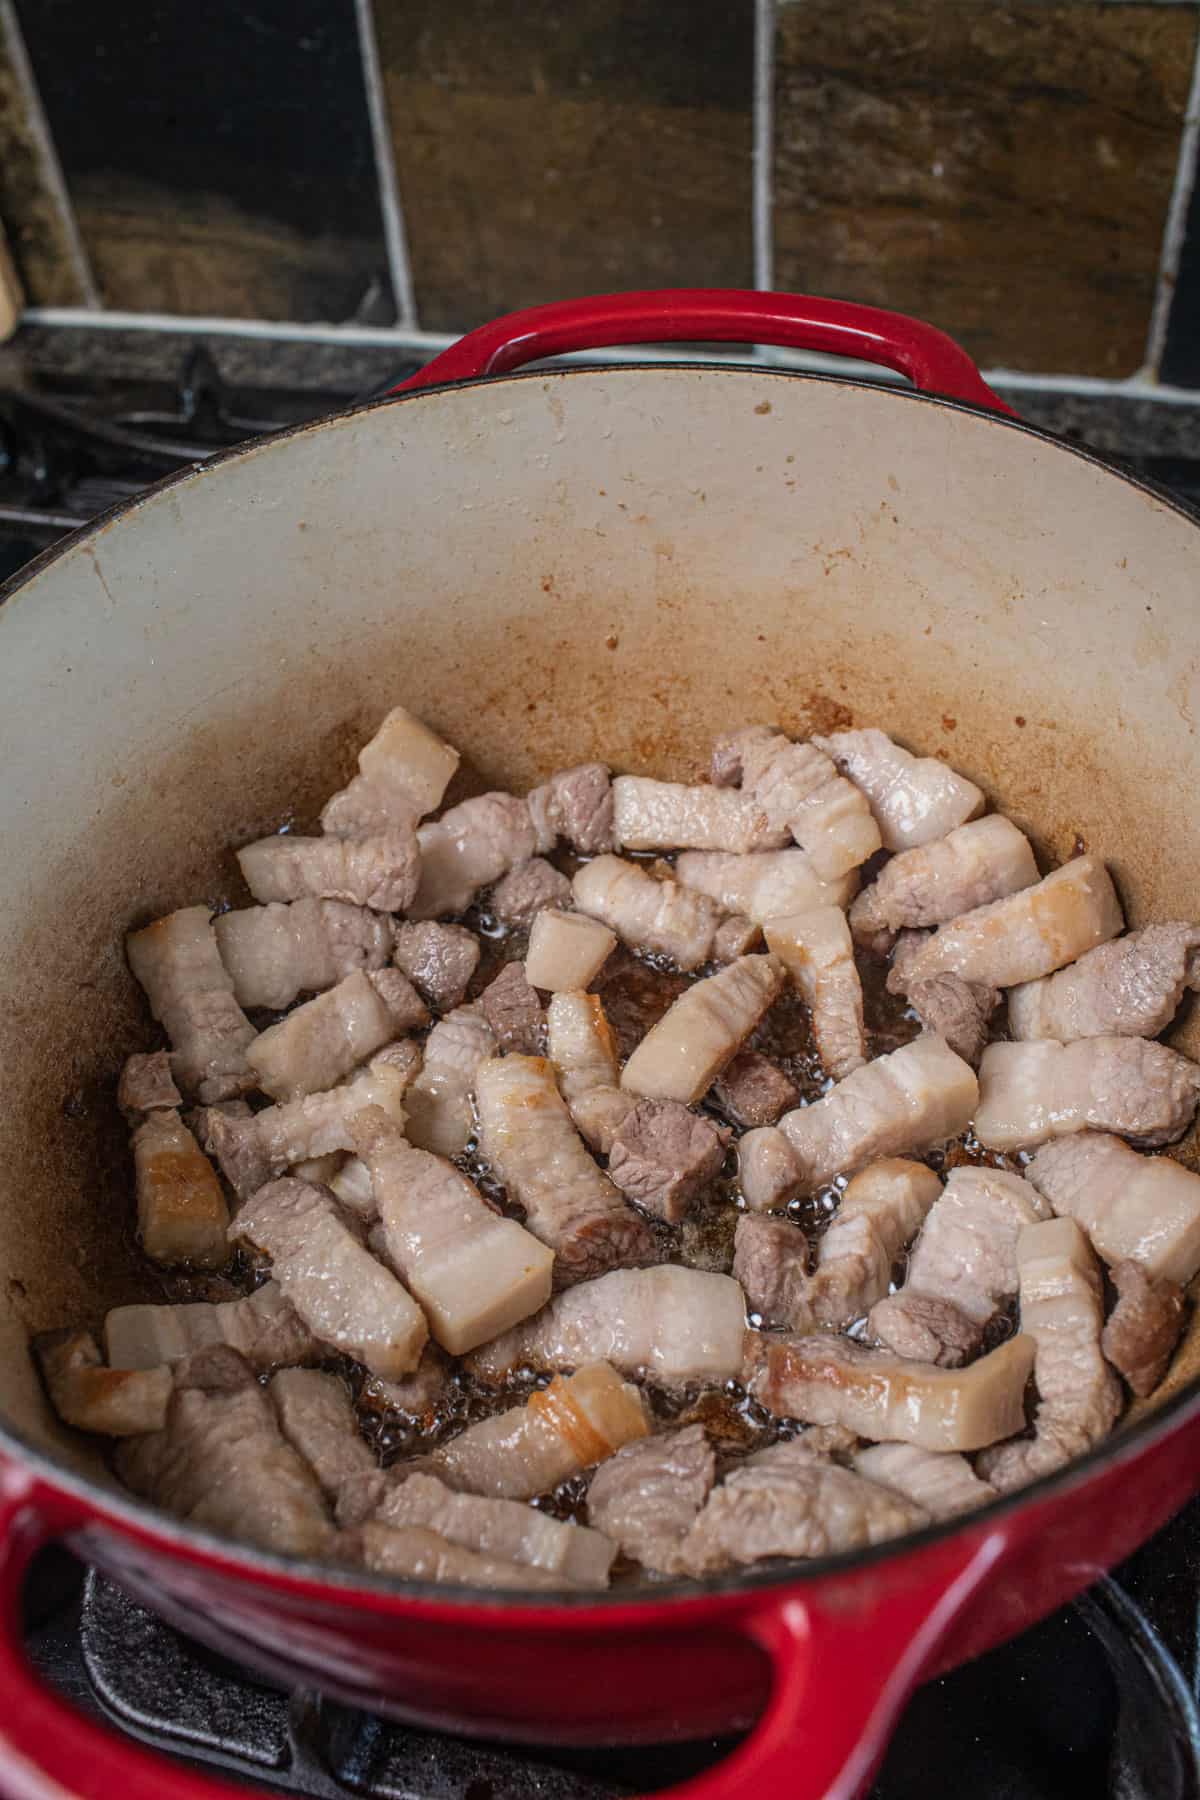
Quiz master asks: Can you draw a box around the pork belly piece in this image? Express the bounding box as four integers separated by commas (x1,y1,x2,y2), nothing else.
490,857,573,927
237,831,420,915
1007,922,1200,1043
711,1052,800,1128
1026,1133,1200,1284
359,1523,577,1590
527,762,615,855
887,928,932,995
392,921,480,1013
118,1051,181,1120
115,1346,331,1555
1102,1260,1186,1398
214,899,393,1012
866,1295,984,1369
106,1280,315,1373
360,1345,453,1419
674,849,857,925
850,815,1038,950
410,793,545,920
852,1443,997,1520
545,990,635,1154
131,1109,229,1269
869,1167,1049,1365
474,1055,656,1284
352,1106,553,1354
234,1177,428,1380
247,968,428,1102
320,705,459,836
480,960,545,1053
430,1361,649,1500
905,976,997,1067
745,1332,1035,1452
373,1471,614,1587
974,1037,1200,1152
679,1438,927,1574
403,1003,496,1157
525,909,616,993
612,777,773,855
765,907,866,1080
36,1329,172,1437
270,1368,378,1502
736,1159,941,1332
606,1101,728,1223
573,854,737,972
127,906,256,1103
978,1218,1121,1491
716,726,881,880
896,857,1124,991
813,727,985,852
586,1424,715,1574
739,1035,977,1209
467,1266,746,1387
620,954,785,1105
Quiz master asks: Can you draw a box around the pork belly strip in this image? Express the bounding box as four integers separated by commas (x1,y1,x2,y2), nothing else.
673,849,857,924
409,793,547,919
474,1055,656,1284
851,1443,997,1519
116,1346,331,1556
131,1108,229,1269
1102,1260,1186,1398
352,1106,554,1355
237,830,420,914
392,921,480,1013
620,954,785,1105
974,1037,1200,1152
746,1331,1035,1452
765,906,866,1080
467,1265,746,1387
214,899,392,1011
233,1177,428,1380
813,727,985,852
36,1329,172,1436
544,990,635,1154
527,762,616,856
126,905,256,1103
372,1471,614,1587
525,909,617,993
1007,922,1200,1042
739,1034,977,1209
429,1361,649,1500
606,1100,729,1222
105,1281,315,1373
849,815,1038,943
585,1425,715,1574
896,856,1124,990
714,726,881,880
118,1051,181,1119
247,968,428,1101
1026,1133,1200,1284
269,1368,378,1502
572,854,744,972
320,705,459,837
612,776,773,854
403,1002,497,1158
359,1523,579,1590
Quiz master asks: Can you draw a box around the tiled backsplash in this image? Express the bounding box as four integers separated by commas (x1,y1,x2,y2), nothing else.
1,0,1198,386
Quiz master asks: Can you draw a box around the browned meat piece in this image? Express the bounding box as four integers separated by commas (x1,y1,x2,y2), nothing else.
490,857,573,927
359,1345,453,1420
813,728,984,852
404,1003,496,1157
545,990,635,1153
765,907,867,1080
975,1038,1200,1152
237,830,421,914
105,1281,316,1373
525,909,617,991
126,906,256,1103
131,1109,229,1269
269,1369,379,1505
391,921,480,1012
612,777,774,855
710,730,749,787
36,1329,172,1437
572,854,748,972
527,763,615,855
674,849,858,924
358,1523,579,1590
320,705,459,836
118,1051,181,1120
886,929,932,994
906,975,997,1066
411,793,545,919
115,1346,331,1555
586,1424,715,1573
852,1444,997,1519
712,1051,800,1127
621,954,785,1104
1027,1133,1200,1285
479,961,545,1053
247,968,428,1101
1102,1260,1186,1397
214,899,393,1011
1008,922,1200,1042
849,816,1038,943
865,1294,984,1368
606,1100,729,1223
372,1471,615,1586
733,1216,809,1326
718,726,882,881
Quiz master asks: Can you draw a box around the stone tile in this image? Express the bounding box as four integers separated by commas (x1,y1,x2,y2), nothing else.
773,0,1197,377
375,0,754,333
0,8,90,306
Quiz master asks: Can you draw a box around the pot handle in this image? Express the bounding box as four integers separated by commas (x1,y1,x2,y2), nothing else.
392,289,1016,416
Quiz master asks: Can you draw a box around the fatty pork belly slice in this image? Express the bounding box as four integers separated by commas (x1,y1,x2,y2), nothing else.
233,1177,428,1380
527,762,616,856
868,1167,1049,1367
620,954,785,1106
849,815,1039,947
813,727,985,853
410,792,546,920
237,830,420,915
851,1444,997,1520
606,1099,729,1223
359,1524,580,1591
572,854,750,973
491,857,573,928
36,1329,172,1436
738,1034,977,1210
765,907,866,1080
735,1159,941,1333
978,1218,1121,1491
674,849,857,926
897,856,1124,991
127,906,256,1103
467,1265,747,1387
373,1471,615,1588
612,776,774,855
974,1037,1200,1153
524,910,617,993
713,726,881,881
403,1003,496,1158
116,1346,331,1556
474,1055,656,1284
711,1051,800,1128
679,1438,928,1576
214,899,393,1012
1007,922,1200,1042
270,1369,380,1511
586,1424,715,1575
745,1331,1035,1453
430,1361,649,1500
320,705,460,837
1102,1260,1186,1398
131,1108,229,1269
392,921,480,1014
545,990,635,1154
247,968,428,1101
1026,1132,1200,1285
352,1106,553,1354
106,1280,316,1373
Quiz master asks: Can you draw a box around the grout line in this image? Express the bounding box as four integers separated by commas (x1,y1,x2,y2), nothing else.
0,0,100,309
751,0,776,292
1144,18,1200,376
352,0,418,330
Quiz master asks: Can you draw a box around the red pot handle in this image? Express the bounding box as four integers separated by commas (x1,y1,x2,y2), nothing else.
393,289,1016,416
